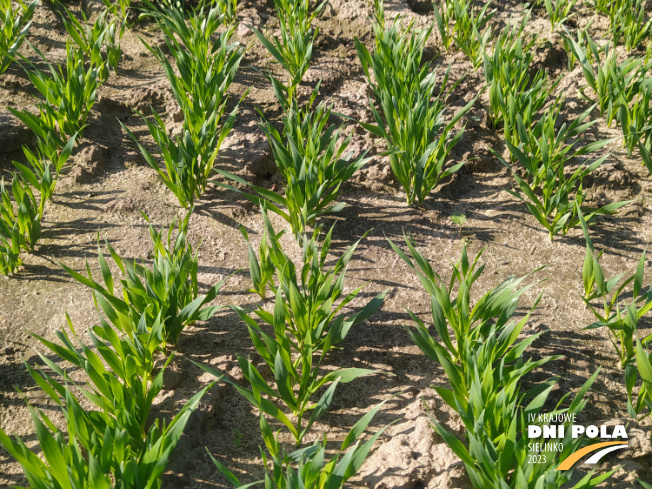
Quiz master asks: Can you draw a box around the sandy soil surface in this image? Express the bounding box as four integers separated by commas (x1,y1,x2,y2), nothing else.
1,0,652,487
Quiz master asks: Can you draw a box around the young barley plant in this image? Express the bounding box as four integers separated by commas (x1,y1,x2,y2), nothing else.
0,311,216,488
102,0,132,23
452,0,494,70
356,20,476,205
0,174,42,254
578,207,652,369
198,205,387,446
8,94,76,159
387,235,548,390
0,0,37,74
562,30,650,126
11,133,77,207
149,1,244,116
153,0,233,16
216,0,237,24
218,81,369,236
618,80,652,174
434,367,613,488
498,100,606,186
239,222,283,299
630,340,652,421
0,385,212,489
543,0,579,31
0,222,21,275
586,0,612,14
608,0,652,52
211,404,390,489
433,0,455,50
433,0,494,68
493,104,629,240
620,81,652,155
4,109,77,259
562,28,652,172
1,188,213,483
124,1,245,208
31,313,173,449
562,20,594,71
390,236,616,488
483,18,558,145
122,107,227,209
59,210,229,346
253,0,325,101
502,152,628,240
17,41,101,141
59,3,125,83
0,127,75,275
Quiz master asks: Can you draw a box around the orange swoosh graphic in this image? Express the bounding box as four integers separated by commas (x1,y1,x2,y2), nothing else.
556,441,628,470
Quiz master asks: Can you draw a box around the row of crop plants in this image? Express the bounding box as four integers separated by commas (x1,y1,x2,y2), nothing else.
3,0,652,267
0,0,126,273
1,0,652,487
0,0,391,487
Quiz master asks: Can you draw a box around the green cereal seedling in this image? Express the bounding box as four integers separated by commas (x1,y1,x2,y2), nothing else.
198,206,387,446
494,116,629,240
19,42,100,141
484,18,558,145
0,0,37,74
218,81,368,235
543,0,579,31
126,1,245,207
252,0,325,101
390,235,615,488
579,207,652,368
356,19,475,205
212,404,391,489
59,210,229,346
59,3,124,83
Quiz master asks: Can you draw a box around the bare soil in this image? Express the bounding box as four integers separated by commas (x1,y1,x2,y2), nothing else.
1,0,652,487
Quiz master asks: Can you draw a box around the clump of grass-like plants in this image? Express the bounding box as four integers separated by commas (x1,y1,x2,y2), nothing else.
542,0,579,31
124,0,245,208
252,0,324,101
58,2,125,83
630,340,652,427
0,207,219,486
198,205,387,447
0,126,76,275
356,18,475,205
0,0,36,74
59,209,229,346
562,31,652,173
216,0,238,24
483,17,558,145
591,0,652,52
494,102,629,240
499,99,600,185
618,78,652,174
218,81,368,236
14,41,101,141
433,0,494,70
0,176,40,274
0,305,214,487
579,208,652,369
562,31,650,126
389,235,616,488
211,404,390,489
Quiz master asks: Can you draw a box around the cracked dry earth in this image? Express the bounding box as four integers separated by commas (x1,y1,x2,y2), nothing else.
2,0,652,487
